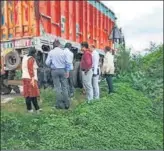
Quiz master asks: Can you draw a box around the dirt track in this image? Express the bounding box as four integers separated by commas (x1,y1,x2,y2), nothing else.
1,93,21,103
1,86,23,103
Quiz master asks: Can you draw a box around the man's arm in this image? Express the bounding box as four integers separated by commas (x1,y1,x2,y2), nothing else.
64,51,71,78
64,51,71,72
45,52,52,67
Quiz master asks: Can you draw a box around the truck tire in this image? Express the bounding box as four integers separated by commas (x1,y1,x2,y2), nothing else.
73,61,80,88
5,51,21,70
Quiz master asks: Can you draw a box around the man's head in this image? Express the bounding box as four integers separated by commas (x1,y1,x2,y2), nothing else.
90,44,95,52
53,40,60,48
104,46,112,53
28,47,36,57
64,42,72,50
81,41,89,52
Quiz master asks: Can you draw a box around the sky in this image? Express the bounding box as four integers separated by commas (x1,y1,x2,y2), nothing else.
101,1,163,53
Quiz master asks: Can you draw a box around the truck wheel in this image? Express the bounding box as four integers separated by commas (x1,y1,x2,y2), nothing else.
5,51,21,70
73,61,80,88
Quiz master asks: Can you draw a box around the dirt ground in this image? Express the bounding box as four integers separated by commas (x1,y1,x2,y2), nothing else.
1,86,23,103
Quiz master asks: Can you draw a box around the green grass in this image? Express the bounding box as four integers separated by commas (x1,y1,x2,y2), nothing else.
1,45,163,150
1,82,163,150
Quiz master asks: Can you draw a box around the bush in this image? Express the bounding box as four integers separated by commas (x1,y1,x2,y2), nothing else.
115,44,132,75
115,44,163,119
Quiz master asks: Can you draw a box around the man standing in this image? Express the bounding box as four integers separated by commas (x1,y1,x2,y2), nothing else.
102,46,115,94
80,42,93,102
64,43,74,98
90,45,100,99
45,40,70,109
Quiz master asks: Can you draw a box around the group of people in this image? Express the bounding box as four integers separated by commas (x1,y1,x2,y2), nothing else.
21,40,115,112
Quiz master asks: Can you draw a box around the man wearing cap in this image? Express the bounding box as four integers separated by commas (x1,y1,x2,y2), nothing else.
64,43,74,98
45,40,70,109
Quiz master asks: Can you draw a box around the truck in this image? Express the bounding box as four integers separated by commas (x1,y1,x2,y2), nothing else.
0,0,124,94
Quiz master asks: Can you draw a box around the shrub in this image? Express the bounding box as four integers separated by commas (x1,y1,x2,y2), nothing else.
115,44,132,75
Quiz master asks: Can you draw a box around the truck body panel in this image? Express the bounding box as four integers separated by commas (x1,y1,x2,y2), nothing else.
1,0,116,49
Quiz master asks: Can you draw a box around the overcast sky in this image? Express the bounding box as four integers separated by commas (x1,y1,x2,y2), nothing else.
101,1,163,52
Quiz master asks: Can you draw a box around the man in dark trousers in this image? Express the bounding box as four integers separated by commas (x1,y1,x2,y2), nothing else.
46,40,70,109
80,42,93,102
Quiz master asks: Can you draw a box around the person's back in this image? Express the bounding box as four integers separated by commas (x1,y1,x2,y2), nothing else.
80,50,92,71
103,51,114,74
64,47,74,70
47,47,67,69
45,40,70,110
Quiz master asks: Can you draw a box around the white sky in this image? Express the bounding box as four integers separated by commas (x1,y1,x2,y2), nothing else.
101,1,163,52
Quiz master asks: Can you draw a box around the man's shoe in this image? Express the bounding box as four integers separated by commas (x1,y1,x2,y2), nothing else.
28,110,33,113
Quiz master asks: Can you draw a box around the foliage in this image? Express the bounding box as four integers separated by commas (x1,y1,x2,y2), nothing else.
1,44,163,150
114,44,132,75
115,44,163,119
147,41,160,52
15,70,22,80
1,82,163,150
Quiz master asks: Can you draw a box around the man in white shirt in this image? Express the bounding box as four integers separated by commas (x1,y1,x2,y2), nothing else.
102,46,115,94
64,43,74,98
90,45,100,99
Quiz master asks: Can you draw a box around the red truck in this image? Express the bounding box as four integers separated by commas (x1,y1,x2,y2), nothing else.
0,0,123,94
